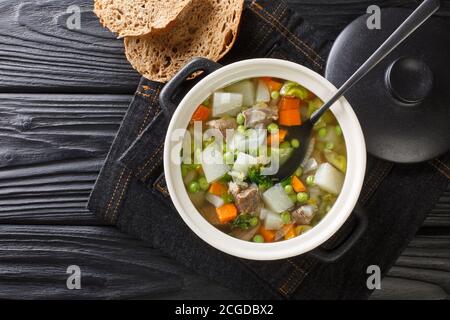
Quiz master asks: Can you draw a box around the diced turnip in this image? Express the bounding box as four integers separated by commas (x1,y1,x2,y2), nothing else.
201,144,229,183
314,163,344,195
232,152,258,177
264,211,284,230
324,149,347,173
212,92,243,117
259,207,271,220
262,184,294,213
228,170,245,182
205,193,225,208
256,80,270,103
225,80,255,106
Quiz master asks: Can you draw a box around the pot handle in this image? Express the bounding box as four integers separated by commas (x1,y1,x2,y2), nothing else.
307,205,368,263
159,57,223,116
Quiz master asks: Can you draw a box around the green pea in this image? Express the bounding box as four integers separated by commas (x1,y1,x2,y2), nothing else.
289,194,298,203
296,192,309,203
295,167,303,177
236,113,245,125
281,211,291,224
318,127,327,138
335,125,342,136
291,139,300,149
267,123,279,133
271,91,280,100
325,142,334,150
252,234,264,243
237,125,246,134
249,217,259,227
188,181,200,193
306,175,315,186
284,184,294,195
280,141,291,149
198,177,209,191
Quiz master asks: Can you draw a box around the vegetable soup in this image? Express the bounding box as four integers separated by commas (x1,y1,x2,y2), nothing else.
181,77,347,243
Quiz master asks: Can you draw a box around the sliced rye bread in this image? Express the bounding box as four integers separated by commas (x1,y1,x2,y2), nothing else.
94,0,194,38
124,0,244,82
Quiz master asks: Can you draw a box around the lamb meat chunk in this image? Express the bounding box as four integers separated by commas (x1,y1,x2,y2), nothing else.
235,185,262,215
207,117,237,138
243,106,278,128
291,205,318,225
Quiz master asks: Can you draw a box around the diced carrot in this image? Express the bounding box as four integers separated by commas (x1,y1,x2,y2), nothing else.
216,203,238,224
258,226,275,242
279,109,302,126
208,182,227,196
284,224,296,240
261,77,283,92
267,128,287,146
291,176,306,192
191,105,210,122
279,97,301,111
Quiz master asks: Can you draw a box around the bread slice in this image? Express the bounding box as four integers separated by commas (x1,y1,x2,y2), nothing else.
94,0,194,38
124,0,244,82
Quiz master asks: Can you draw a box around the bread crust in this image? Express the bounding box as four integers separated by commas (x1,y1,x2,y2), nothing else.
94,0,194,38
124,0,245,82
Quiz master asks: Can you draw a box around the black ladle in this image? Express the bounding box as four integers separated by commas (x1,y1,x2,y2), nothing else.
273,0,440,180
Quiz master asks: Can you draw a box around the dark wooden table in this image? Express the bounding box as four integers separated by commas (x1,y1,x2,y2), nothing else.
0,0,449,299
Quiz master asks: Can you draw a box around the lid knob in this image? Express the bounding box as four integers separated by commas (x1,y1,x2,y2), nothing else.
385,57,433,104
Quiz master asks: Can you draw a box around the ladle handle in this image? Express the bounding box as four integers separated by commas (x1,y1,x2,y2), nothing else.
310,0,440,124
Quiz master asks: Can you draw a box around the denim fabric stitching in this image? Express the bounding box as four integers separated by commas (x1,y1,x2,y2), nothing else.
154,174,170,197
278,265,306,297
429,160,450,180
262,7,325,64
138,88,161,139
359,161,394,205
246,1,282,56
278,258,313,297
135,91,153,99
435,158,450,170
103,168,127,222
103,89,160,222
136,123,164,173
141,145,164,182
111,170,133,221
249,3,324,70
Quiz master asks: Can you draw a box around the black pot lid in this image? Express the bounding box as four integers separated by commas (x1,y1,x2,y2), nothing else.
325,8,450,163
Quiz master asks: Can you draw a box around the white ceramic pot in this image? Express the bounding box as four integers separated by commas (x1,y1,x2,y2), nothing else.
163,58,366,260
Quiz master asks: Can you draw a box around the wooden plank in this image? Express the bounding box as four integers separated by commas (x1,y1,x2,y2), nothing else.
0,225,447,299
0,0,140,93
371,277,448,300
379,235,450,299
2,0,449,93
0,225,240,299
423,187,450,228
0,94,129,224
